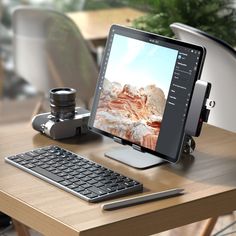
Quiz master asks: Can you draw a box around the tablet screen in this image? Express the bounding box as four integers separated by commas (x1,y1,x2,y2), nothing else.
88,25,205,163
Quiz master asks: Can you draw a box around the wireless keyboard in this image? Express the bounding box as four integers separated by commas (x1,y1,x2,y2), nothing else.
5,146,143,202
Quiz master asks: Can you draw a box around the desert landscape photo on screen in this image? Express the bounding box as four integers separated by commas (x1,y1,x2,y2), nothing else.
94,34,178,151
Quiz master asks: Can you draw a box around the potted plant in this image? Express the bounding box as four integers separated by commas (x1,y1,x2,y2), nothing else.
130,0,236,46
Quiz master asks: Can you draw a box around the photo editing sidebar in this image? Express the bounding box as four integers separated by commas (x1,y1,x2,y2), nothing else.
157,48,202,160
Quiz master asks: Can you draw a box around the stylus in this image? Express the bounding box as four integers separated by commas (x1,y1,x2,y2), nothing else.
101,188,184,211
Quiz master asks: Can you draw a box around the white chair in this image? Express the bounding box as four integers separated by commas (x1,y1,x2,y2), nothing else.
170,22,236,133
12,6,99,111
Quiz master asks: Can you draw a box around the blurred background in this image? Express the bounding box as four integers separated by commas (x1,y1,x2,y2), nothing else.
0,1,236,236
0,0,236,125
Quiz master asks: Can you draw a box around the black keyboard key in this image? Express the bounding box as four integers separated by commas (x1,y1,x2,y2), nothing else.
83,170,92,176
88,186,107,195
64,163,74,168
74,186,85,192
51,169,61,175
69,177,79,183
109,182,118,188
101,179,112,185
40,164,50,169
67,183,78,189
124,181,135,187
57,172,67,177
96,176,105,182
94,182,104,188
81,176,91,182
117,183,126,190
75,173,85,179
25,163,35,169
58,165,67,171
87,192,98,199
81,190,92,196
64,175,74,180
89,173,99,178
82,183,92,189
71,159,80,164
69,171,79,177
100,186,116,193
7,156,17,161
45,166,55,172
35,161,44,166
64,168,73,173
70,165,78,170
31,166,64,182
75,180,86,186
22,155,33,161
42,147,52,151
34,149,47,155
52,163,62,168
19,160,29,166
60,180,72,186
25,151,39,157
88,179,97,185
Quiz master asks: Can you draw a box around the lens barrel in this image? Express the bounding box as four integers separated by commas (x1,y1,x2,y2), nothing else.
50,88,76,119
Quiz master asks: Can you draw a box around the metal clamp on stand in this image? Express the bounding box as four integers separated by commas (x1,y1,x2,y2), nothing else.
183,80,215,155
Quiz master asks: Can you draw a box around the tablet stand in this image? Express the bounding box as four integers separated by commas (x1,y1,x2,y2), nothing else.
105,147,165,169
105,134,196,169
105,80,214,169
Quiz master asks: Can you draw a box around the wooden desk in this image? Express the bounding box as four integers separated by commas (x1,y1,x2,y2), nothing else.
67,7,145,46
0,123,236,236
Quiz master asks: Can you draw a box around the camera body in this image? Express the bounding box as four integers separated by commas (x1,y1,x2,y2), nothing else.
32,107,90,139
32,87,90,140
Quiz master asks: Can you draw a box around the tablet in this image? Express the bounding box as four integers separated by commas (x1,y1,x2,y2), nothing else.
88,25,206,163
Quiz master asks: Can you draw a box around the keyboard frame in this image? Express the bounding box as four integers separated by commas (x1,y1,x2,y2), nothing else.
5,146,143,203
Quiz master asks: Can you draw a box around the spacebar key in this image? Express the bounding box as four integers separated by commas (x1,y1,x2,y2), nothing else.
31,167,64,182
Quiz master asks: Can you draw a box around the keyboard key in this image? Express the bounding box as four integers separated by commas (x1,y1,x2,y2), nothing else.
75,180,86,186
60,180,72,186
51,169,61,175
19,160,29,166
88,186,107,195
25,151,39,157
22,155,33,161
82,183,92,189
7,156,17,161
57,172,67,177
64,175,74,180
67,183,78,189
74,186,85,192
94,182,104,188
69,177,79,183
34,149,47,155
88,179,98,185
40,164,50,169
31,166,64,182
25,163,35,169
64,168,73,173
81,190,91,196
100,185,117,193
75,173,85,179
117,183,126,190
81,176,91,182
87,192,98,199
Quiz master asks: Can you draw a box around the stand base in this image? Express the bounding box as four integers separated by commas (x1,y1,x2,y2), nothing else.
105,147,166,169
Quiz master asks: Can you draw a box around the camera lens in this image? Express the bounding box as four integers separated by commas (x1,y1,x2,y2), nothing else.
50,87,76,119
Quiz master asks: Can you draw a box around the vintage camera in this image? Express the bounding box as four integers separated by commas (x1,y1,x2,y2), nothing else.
32,88,90,139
